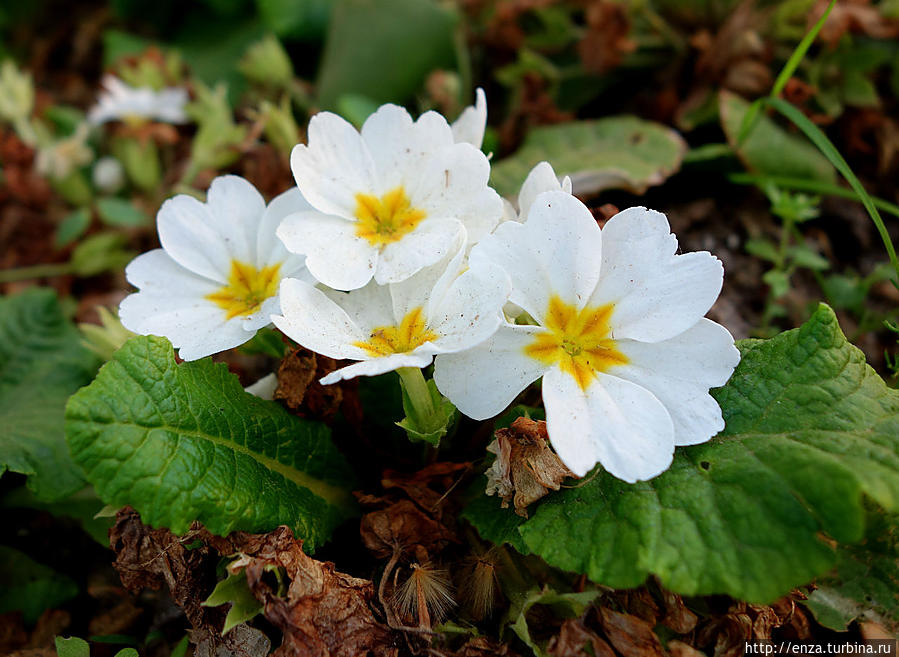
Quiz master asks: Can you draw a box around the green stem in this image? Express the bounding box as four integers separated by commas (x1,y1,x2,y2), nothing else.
396,366,437,426
0,262,73,283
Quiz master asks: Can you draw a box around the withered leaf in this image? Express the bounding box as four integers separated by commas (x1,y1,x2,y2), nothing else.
667,640,708,657
275,346,343,420
660,590,698,634
234,526,396,657
381,461,470,518
577,1,636,75
486,418,574,518
360,499,456,559
597,607,665,657
451,636,521,657
548,618,616,657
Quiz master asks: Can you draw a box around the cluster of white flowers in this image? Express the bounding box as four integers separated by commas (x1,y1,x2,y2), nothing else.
120,90,739,483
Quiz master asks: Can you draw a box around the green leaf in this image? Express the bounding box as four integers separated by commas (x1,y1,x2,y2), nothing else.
788,243,830,271
316,0,456,109
114,650,139,657
65,336,356,550
54,208,92,248
744,237,780,263
804,510,899,633
203,569,264,634
55,636,90,657
762,269,791,298
256,0,332,40
467,305,899,603
238,327,287,358
0,290,100,500
509,588,600,657
720,91,836,184
461,477,528,554
0,546,78,624
70,233,135,277
3,485,114,546
490,117,687,199
95,198,150,228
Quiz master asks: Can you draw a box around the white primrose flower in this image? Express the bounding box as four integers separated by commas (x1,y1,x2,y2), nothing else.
88,74,189,125
119,175,310,361
281,103,503,291
433,191,740,483
501,160,573,224
451,87,487,149
272,234,511,384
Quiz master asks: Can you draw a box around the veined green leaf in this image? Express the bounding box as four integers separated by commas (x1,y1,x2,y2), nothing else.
466,305,899,603
0,289,100,500
65,336,356,550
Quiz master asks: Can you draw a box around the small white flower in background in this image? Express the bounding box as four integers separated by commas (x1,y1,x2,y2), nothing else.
88,74,189,126
92,156,125,193
281,103,503,291
434,191,740,483
272,234,510,384
450,87,487,149
35,123,93,180
119,175,310,361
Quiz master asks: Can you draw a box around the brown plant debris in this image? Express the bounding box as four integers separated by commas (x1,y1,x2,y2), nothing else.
596,606,665,657
577,1,637,75
360,499,457,561
381,461,471,519
486,417,575,517
274,346,343,420
548,618,616,657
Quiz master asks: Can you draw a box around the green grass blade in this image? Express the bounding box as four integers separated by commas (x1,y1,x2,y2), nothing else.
727,173,899,220
764,96,899,279
771,0,836,98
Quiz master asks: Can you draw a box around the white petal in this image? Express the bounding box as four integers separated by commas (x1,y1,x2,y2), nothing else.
156,194,232,282
124,249,220,295
433,324,547,420
277,211,377,290
451,87,487,148
290,112,377,218
271,278,369,359
542,368,675,481
258,187,314,266
389,230,466,321
241,294,281,332
517,161,565,218
323,283,395,334
245,373,278,400
204,175,267,265
470,190,602,322
320,350,435,385
361,105,454,193
611,319,740,445
590,207,724,342
428,260,510,353
375,218,463,285
411,142,502,244
119,292,252,361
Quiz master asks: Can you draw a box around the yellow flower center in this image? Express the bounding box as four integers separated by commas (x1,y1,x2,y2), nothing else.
206,260,282,320
524,295,628,391
354,307,438,357
354,186,426,247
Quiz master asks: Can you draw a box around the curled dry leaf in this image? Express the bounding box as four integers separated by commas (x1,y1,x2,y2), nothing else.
667,640,708,657
486,417,574,518
232,526,397,657
613,588,660,626
450,636,521,657
660,589,699,634
360,499,457,560
596,607,665,657
548,618,616,657
381,461,470,519
275,346,343,420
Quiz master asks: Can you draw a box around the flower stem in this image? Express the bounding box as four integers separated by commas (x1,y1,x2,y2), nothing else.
0,262,73,283
396,366,437,427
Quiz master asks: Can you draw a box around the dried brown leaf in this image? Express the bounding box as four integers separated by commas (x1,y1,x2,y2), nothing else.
486,417,574,517
597,607,665,657
668,640,708,657
381,461,470,518
274,346,343,421
360,499,456,560
548,618,616,657
451,636,520,657
577,1,636,75
661,590,698,634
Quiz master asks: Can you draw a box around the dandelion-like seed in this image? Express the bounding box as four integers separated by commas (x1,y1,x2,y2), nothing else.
392,562,455,630
460,551,500,620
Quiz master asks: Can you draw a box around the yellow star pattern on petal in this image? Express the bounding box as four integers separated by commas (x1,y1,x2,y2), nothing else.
206,260,282,320
354,307,438,357
524,295,628,391
354,186,427,247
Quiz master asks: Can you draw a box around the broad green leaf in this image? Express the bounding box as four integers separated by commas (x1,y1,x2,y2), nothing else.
316,0,456,109
3,485,114,546
65,335,356,550
256,0,331,40
55,636,90,657
490,117,687,199
54,208,91,248
467,305,899,603
461,478,528,554
0,546,78,624
70,233,135,277
95,197,150,228
0,290,100,500
203,570,264,634
720,90,836,184
804,510,899,633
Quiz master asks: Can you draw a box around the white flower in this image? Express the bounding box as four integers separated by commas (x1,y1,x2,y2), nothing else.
281,103,503,291
451,87,487,149
35,123,93,180
433,191,740,483
501,160,573,224
92,156,125,193
272,235,510,384
119,175,310,361
88,74,189,125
